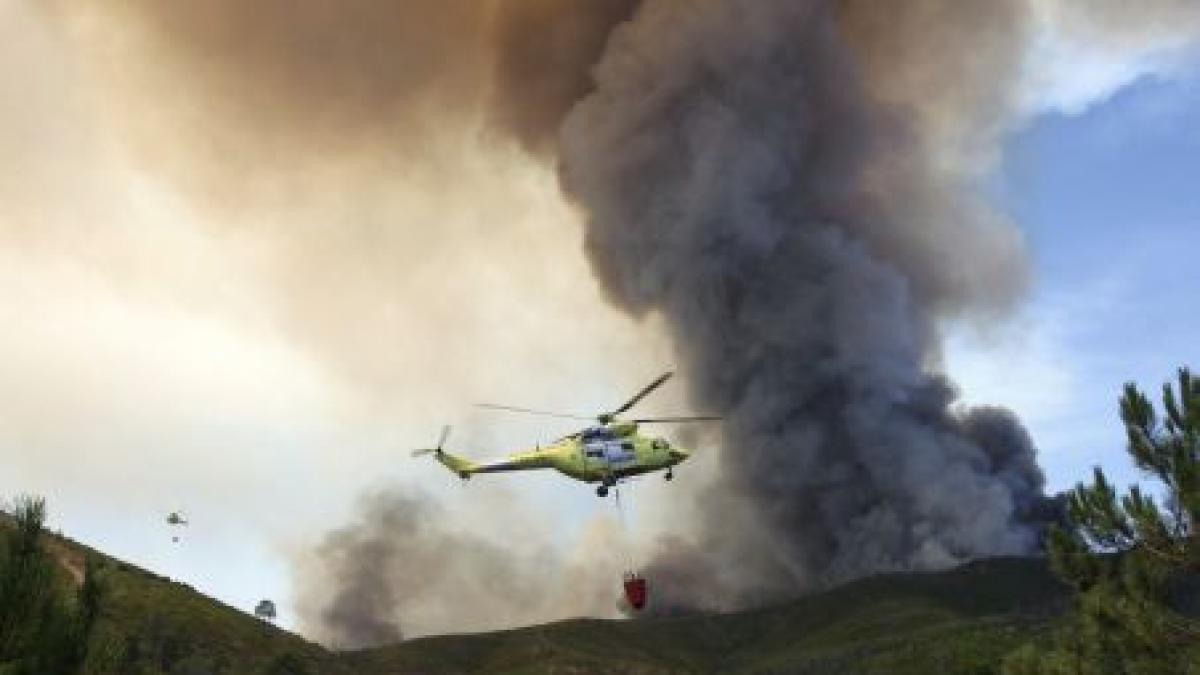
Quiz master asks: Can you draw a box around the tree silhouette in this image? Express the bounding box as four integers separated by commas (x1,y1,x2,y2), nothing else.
0,495,103,675
1005,368,1200,673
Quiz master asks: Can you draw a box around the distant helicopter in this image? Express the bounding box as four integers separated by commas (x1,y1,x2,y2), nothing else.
414,372,718,497
165,511,188,542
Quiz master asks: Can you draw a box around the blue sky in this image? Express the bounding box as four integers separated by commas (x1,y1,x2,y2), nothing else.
950,67,1200,495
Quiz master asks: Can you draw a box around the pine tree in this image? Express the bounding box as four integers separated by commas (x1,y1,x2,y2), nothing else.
1005,368,1200,674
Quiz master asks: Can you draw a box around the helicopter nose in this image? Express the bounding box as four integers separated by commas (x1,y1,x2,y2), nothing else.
669,447,691,462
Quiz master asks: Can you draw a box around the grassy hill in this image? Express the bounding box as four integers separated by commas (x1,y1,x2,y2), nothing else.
345,556,1069,675
83,554,339,674
15,520,1072,674
0,511,338,674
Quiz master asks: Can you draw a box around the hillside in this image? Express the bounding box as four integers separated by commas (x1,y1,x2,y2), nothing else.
345,556,1069,675
15,521,1073,675
0,514,339,674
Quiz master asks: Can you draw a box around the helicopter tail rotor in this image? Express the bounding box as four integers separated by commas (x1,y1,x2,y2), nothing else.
412,427,477,479
412,425,451,457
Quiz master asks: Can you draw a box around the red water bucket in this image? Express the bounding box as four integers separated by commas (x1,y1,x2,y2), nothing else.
623,573,647,610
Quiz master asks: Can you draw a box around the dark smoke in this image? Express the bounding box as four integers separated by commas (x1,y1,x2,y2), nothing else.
488,0,642,155
305,488,561,648
560,0,1052,609
48,0,640,190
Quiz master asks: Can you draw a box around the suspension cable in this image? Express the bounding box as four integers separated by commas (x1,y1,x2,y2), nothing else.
613,485,636,573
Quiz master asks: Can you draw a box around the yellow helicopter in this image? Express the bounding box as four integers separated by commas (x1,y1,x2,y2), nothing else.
413,372,718,497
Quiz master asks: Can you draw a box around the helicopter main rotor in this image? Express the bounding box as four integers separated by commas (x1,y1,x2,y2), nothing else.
602,371,674,423
475,371,719,426
474,404,593,421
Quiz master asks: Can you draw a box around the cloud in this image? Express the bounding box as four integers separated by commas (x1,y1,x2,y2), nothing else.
1023,0,1200,115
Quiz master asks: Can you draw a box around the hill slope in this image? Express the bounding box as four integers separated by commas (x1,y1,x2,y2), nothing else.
29,524,1070,674
24,530,340,674
346,556,1069,675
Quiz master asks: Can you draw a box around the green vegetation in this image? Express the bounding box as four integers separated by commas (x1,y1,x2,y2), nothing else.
77,553,336,674
1005,368,1200,674
1,500,333,675
346,556,1067,675
327,556,1065,674
0,496,100,674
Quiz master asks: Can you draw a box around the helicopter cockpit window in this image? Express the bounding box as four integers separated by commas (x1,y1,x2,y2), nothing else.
583,427,615,441
651,438,668,450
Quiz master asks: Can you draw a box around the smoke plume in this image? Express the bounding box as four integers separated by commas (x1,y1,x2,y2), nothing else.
488,0,642,155
559,0,1047,608
47,0,638,195
298,487,629,647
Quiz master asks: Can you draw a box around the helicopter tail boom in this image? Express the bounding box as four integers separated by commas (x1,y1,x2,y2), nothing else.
411,426,477,479
415,444,555,479
428,449,477,479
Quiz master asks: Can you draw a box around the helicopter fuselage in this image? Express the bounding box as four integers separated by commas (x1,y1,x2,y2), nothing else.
429,423,691,487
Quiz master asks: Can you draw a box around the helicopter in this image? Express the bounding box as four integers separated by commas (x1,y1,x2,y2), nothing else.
165,511,188,542
413,372,718,497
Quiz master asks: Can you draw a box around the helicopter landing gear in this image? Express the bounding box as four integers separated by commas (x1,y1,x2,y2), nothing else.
665,469,674,481
597,475,617,498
